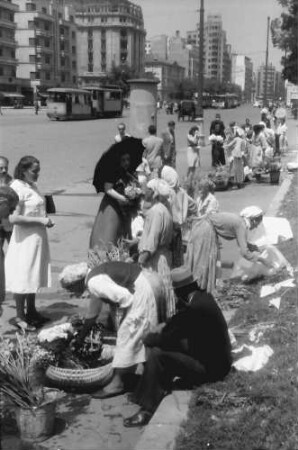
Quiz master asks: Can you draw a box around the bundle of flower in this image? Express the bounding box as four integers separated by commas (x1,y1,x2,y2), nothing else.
0,334,58,409
37,316,107,370
124,183,143,201
210,166,230,190
87,240,130,271
59,262,88,294
209,134,224,144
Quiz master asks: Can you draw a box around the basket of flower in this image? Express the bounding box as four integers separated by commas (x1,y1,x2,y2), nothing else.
38,316,114,390
211,166,230,191
269,157,281,185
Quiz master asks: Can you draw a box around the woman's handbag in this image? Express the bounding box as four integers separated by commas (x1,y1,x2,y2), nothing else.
45,195,56,214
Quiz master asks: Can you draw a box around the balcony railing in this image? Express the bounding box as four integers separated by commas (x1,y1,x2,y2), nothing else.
0,1,18,12
0,55,18,65
0,36,17,47
0,18,16,28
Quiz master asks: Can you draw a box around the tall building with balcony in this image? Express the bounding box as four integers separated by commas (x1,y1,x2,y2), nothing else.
256,63,280,100
186,14,232,84
0,0,18,93
71,0,145,84
15,0,77,102
231,54,253,101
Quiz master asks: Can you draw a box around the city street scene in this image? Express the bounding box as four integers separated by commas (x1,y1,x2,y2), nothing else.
0,0,298,449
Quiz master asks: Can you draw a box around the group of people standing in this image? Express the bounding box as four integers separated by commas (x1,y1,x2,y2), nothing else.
208,109,288,189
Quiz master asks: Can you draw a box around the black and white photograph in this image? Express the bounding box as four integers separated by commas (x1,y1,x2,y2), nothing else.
0,0,297,449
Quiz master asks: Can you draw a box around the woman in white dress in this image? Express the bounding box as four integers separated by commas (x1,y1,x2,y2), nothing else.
5,156,54,331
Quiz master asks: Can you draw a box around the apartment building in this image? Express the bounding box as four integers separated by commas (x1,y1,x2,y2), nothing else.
15,0,77,101
144,56,185,100
0,0,18,93
231,54,253,101
256,63,283,100
186,14,232,84
72,0,145,84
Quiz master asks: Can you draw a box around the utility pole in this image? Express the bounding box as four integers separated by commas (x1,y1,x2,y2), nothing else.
263,16,270,107
197,0,205,144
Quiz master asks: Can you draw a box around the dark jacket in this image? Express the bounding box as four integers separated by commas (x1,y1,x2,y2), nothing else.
145,290,232,381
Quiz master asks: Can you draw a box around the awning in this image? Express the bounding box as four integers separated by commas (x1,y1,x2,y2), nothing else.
0,92,25,98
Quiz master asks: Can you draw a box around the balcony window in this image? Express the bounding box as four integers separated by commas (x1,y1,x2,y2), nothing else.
41,7,47,14
29,54,35,63
26,3,36,11
28,21,35,30
45,39,50,48
29,37,35,46
45,55,50,64
72,75,76,84
88,63,93,72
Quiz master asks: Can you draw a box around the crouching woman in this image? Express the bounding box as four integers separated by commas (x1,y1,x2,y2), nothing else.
78,261,165,398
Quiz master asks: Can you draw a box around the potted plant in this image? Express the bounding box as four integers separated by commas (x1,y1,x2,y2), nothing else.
0,334,63,444
269,157,282,184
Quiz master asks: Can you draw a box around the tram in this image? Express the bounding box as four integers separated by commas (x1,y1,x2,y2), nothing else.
46,88,92,120
46,86,123,120
212,93,240,109
83,86,123,118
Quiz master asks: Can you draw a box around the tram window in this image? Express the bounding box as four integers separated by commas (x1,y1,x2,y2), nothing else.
92,91,97,100
74,95,79,104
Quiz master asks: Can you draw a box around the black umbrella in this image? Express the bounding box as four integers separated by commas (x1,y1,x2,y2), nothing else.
92,137,144,193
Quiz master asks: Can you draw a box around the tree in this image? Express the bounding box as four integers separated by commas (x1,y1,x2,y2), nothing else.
271,0,298,83
104,64,138,97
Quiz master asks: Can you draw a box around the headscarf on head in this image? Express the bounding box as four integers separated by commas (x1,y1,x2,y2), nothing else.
161,166,179,190
147,178,171,200
259,121,266,128
240,206,263,219
198,178,216,195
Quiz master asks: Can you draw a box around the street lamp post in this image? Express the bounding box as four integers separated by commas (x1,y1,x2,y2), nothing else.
197,0,205,145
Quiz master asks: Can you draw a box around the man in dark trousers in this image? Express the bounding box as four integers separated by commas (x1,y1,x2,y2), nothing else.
124,266,232,427
210,113,225,135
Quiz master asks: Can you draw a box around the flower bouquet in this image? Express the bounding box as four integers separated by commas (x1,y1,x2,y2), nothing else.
209,134,224,144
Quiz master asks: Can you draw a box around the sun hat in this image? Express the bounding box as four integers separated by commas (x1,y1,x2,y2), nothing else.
240,206,263,219
147,178,170,199
171,266,197,289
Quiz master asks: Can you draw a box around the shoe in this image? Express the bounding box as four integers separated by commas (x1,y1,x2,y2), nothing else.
123,409,152,428
11,317,36,332
27,313,50,327
91,388,126,399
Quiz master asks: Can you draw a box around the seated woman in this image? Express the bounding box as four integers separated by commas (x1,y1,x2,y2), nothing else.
161,165,198,267
138,179,175,318
90,139,143,251
196,178,219,218
186,206,266,293
77,261,165,399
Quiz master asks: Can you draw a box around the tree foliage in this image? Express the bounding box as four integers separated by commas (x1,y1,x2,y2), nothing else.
170,78,241,99
104,64,139,96
271,0,298,83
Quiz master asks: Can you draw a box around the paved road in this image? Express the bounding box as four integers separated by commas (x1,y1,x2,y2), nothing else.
2,104,268,193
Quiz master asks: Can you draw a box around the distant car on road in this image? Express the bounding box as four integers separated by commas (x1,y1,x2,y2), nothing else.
253,100,262,108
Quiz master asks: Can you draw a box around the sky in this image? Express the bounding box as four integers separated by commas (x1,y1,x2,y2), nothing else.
136,0,284,71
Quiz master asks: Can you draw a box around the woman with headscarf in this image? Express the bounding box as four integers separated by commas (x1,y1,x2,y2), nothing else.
161,166,198,267
224,128,245,188
196,178,219,218
138,179,175,318
186,206,265,293
249,124,267,171
90,138,143,251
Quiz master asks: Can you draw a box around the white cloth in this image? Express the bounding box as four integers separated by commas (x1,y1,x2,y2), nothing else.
5,180,51,293
187,133,200,168
247,217,293,246
88,272,158,368
196,193,219,218
233,344,274,372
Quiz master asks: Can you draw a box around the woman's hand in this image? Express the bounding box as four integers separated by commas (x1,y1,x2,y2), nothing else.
117,195,129,205
43,217,55,228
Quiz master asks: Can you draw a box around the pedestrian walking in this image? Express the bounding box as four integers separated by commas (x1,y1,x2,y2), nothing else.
142,125,163,172
34,100,39,115
5,156,54,331
114,123,130,143
186,126,200,196
161,121,176,168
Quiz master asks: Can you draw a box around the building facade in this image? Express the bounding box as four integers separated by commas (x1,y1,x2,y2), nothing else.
186,14,232,84
144,56,185,100
73,0,145,83
15,0,77,101
231,54,253,101
168,31,199,80
145,34,168,60
256,63,283,101
0,0,19,93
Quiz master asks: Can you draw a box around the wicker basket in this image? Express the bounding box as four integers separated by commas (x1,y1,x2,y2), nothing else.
46,362,113,390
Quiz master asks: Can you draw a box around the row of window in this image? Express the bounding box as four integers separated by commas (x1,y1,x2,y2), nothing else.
0,28,15,40
25,3,74,22
0,67,16,77
0,48,15,58
30,71,76,83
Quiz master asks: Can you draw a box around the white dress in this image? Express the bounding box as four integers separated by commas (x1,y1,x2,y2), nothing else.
5,180,51,293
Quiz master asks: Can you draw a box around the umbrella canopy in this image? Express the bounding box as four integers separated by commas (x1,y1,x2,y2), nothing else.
92,137,144,193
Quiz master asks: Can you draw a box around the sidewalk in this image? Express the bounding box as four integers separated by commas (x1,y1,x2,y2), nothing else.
1,119,298,450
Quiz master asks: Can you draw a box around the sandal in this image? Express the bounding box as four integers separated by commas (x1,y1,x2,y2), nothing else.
11,317,36,332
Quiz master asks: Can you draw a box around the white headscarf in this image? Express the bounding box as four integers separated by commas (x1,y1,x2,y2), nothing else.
161,166,180,189
147,178,171,199
240,206,263,219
